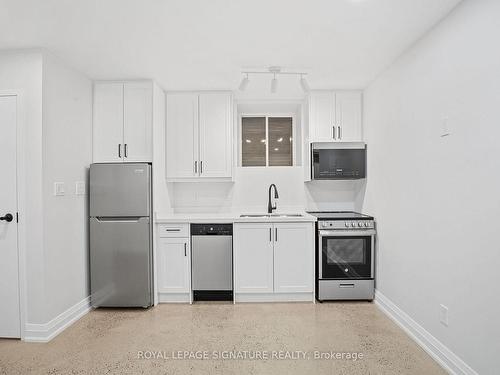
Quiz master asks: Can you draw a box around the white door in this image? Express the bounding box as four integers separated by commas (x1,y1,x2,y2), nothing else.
93,83,124,162
335,92,362,142
234,224,274,293
0,95,21,338
198,92,232,178
309,91,336,142
157,238,190,293
166,93,199,178
273,223,314,293
123,82,152,162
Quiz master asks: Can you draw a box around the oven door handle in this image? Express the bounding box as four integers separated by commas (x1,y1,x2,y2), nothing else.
319,230,376,237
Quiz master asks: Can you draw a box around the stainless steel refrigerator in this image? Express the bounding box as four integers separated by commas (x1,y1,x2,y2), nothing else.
89,163,153,308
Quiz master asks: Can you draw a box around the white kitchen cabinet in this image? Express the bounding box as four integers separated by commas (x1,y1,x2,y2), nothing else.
309,91,335,142
123,82,153,162
93,81,153,163
308,90,362,143
335,92,362,142
273,223,314,293
157,237,191,298
165,91,232,180
234,223,274,293
93,83,124,162
166,93,199,178
234,222,314,301
199,93,232,178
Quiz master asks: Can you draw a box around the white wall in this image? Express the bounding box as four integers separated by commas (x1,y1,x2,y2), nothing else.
0,50,92,327
0,50,45,323
41,52,92,322
362,1,500,373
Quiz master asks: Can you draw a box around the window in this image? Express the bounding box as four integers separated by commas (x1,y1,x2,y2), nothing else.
241,116,293,167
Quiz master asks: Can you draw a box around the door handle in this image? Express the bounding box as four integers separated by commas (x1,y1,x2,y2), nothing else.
184,242,187,257
124,144,128,158
200,161,203,174
269,228,272,242
275,228,278,242
338,126,341,140
118,144,121,158
339,283,355,288
332,126,336,139
194,161,198,174
0,213,13,222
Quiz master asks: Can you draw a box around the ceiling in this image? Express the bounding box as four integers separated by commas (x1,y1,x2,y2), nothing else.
0,0,462,94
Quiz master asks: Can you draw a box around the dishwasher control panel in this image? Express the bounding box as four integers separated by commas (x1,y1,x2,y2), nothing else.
191,223,233,236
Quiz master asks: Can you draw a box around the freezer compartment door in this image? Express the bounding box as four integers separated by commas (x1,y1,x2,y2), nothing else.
191,235,233,291
90,163,151,217
90,217,152,307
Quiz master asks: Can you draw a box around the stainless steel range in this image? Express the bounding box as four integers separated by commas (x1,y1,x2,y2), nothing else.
307,211,375,301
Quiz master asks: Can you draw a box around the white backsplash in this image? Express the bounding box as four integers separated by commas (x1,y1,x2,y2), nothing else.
170,167,366,213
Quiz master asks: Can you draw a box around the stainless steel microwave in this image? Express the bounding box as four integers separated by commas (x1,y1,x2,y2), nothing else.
311,143,366,180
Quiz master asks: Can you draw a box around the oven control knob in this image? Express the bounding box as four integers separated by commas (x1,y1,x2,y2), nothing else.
351,222,356,227
358,222,363,227
345,222,349,227
364,222,369,227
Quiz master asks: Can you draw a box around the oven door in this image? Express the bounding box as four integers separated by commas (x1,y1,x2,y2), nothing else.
319,230,375,279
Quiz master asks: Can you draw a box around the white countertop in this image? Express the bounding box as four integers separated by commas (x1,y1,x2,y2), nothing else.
155,212,317,224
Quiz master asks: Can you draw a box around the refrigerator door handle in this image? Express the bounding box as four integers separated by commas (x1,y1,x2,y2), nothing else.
94,217,145,223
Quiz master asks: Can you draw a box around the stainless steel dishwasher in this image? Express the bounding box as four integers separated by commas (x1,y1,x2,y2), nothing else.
191,224,233,301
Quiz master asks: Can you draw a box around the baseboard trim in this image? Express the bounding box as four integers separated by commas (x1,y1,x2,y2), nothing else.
374,290,477,375
24,296,91,342
158,292,191,303
235,292,314,303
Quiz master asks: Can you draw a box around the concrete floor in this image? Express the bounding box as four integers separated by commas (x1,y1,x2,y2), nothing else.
0,302,445,375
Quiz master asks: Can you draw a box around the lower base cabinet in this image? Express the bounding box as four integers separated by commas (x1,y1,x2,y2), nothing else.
157,224,191,303
234,222,314,301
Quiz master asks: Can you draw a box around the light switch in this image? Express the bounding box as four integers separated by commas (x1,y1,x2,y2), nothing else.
75,181,86,195
54,182,65,196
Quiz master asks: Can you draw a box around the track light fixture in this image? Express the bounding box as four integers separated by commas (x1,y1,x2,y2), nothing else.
300,74,310,92
238,73,249,91
238,67,310,93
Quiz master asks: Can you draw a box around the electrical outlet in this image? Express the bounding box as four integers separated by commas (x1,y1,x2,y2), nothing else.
75,181,86,195
54,182,65,196
440,304,449,327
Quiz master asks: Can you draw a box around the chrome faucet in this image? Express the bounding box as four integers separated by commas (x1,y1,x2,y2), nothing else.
268,184,279,214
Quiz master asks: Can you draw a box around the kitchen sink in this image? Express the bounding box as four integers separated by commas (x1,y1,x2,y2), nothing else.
240,213,303,218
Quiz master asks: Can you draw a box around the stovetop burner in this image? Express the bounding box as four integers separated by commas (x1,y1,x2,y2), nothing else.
306,211,374,220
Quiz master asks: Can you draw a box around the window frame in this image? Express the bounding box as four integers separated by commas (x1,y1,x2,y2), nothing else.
239,113,296,167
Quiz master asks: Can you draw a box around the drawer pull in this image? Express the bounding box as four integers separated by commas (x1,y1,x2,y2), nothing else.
339,283,355,288
165,229,181,232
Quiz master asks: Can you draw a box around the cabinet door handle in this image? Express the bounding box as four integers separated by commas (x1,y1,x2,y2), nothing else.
184,242,187,257
269,228,272,242
338,126,341,140
194,161,198,174
200,161,203,174
275,228,278,242
332,126,336,139
118,144,121,158
124,144,128,158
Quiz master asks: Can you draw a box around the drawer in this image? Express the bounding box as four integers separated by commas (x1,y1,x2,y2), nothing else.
158,224,189,238
318,279,374,301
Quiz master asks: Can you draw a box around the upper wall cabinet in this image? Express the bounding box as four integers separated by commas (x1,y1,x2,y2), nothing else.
308,91,362,143
166,91,232,180
93,81,153,163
